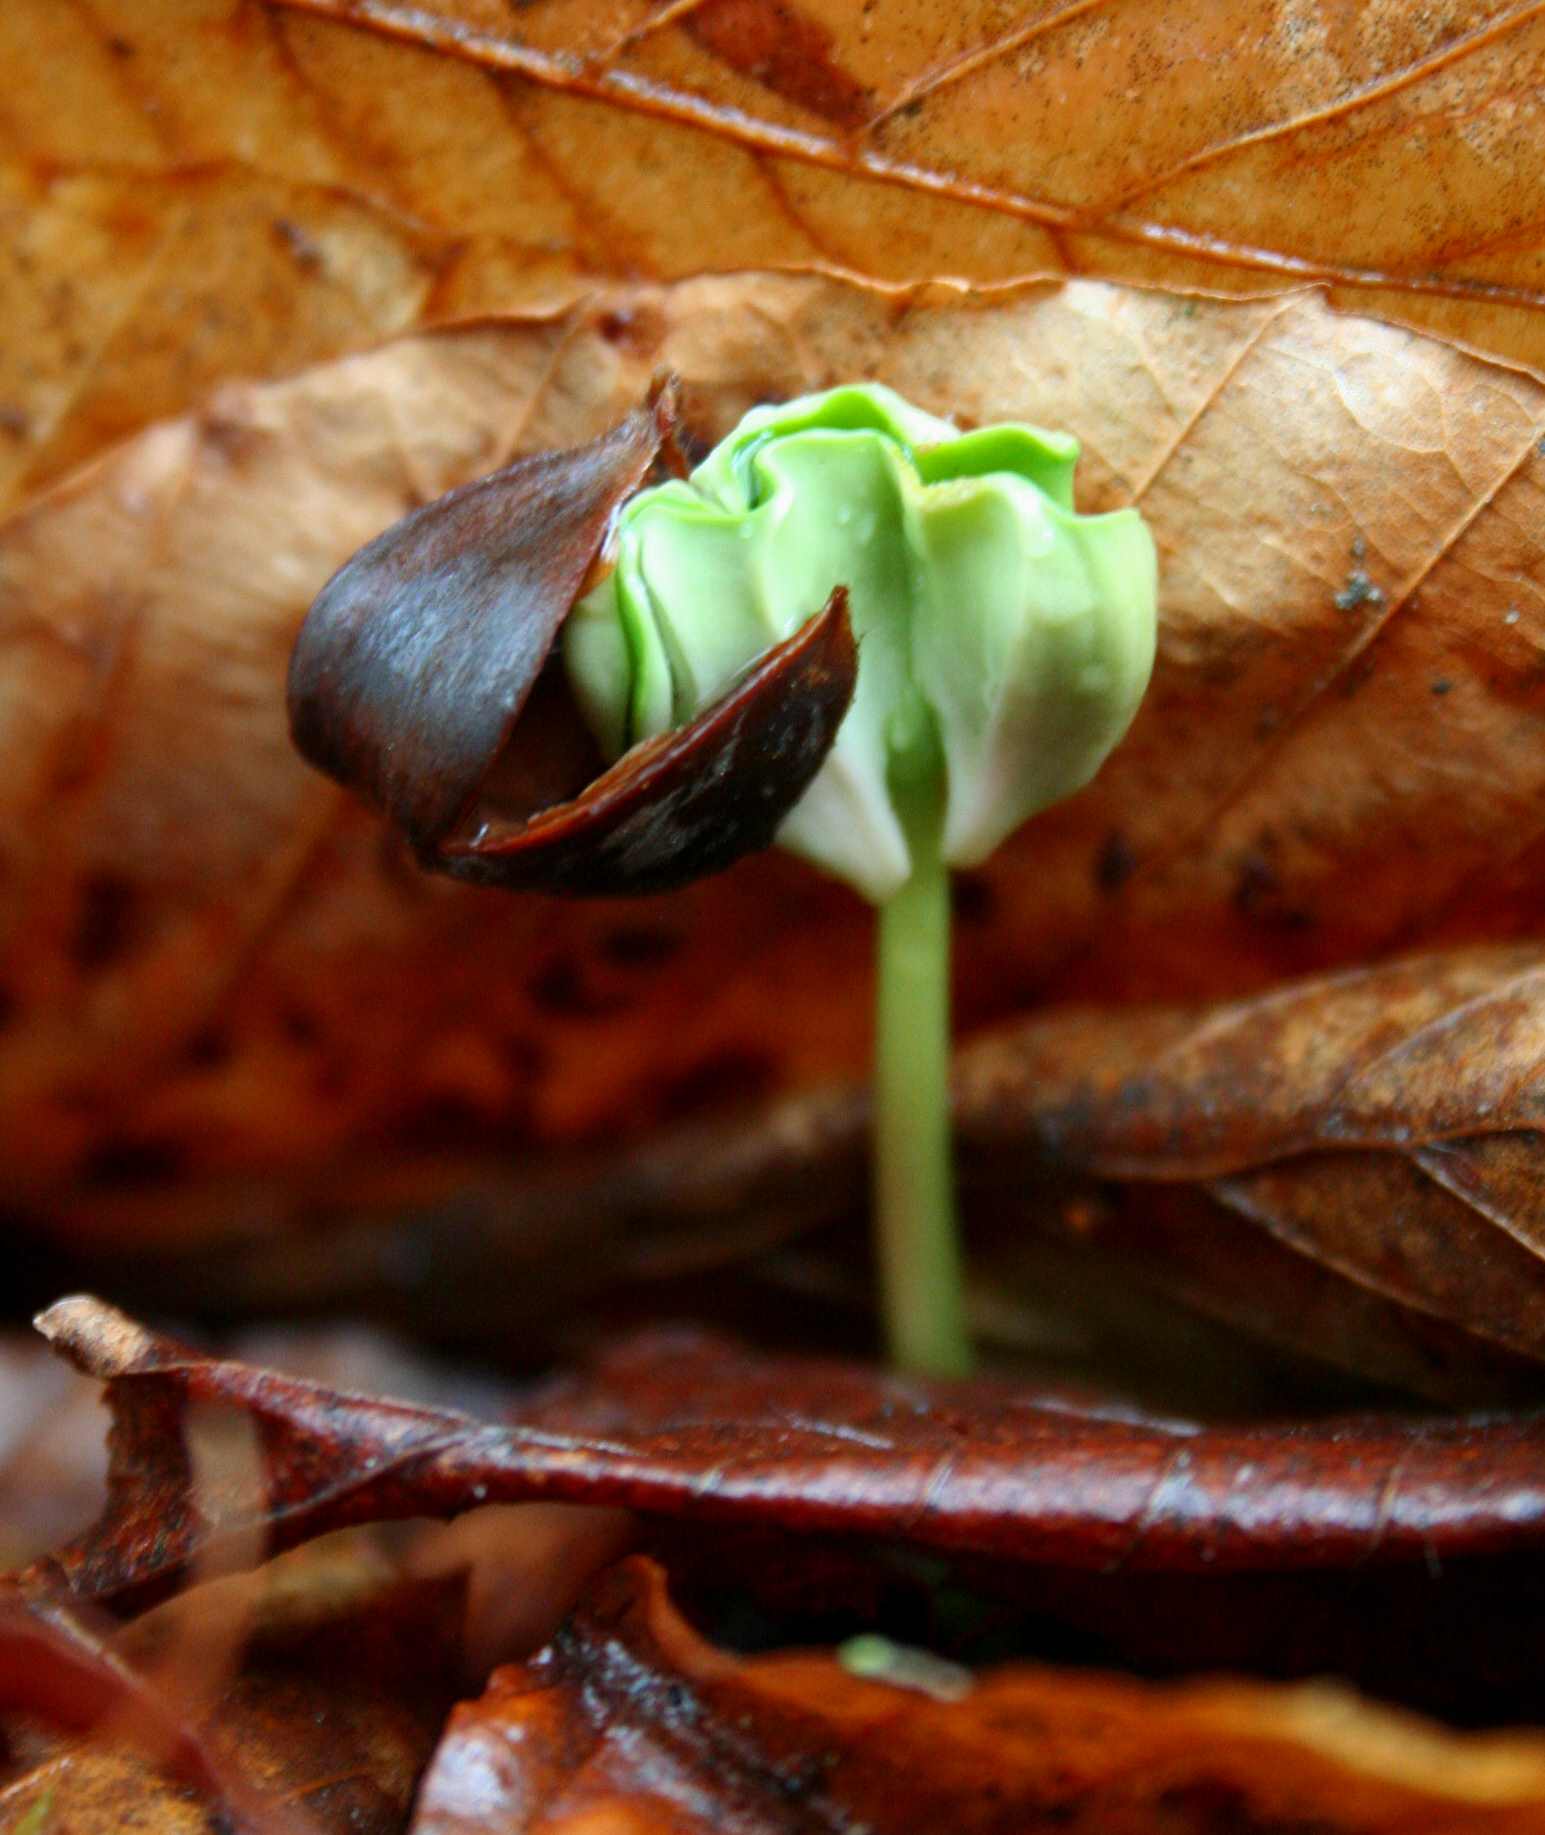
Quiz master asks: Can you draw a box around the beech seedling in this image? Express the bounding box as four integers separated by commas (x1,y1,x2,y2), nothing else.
289,378,1156,1376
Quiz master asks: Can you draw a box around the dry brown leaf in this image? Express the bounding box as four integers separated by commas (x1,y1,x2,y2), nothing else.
0,0,588,515
277,0,1545,364
410,1555,1545,1834
4,272,1545,1220
958,943,1545,1378
1,1543,464,1835
6,1,1545,516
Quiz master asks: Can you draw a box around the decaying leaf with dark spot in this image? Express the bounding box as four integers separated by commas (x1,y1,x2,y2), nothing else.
409,1556,1545,1835
288,377,856,895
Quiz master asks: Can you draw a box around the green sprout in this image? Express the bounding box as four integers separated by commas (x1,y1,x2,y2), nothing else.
563,385,1157,1375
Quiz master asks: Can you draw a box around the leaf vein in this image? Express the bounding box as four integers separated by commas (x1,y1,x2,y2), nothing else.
865,0,1117,131
265,0,1545,313
1132,422,1545,911
1107,2,1545,213
1126,298,1296,505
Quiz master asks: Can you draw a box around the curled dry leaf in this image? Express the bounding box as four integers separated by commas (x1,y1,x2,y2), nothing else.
957,943,1545,1378
0,1336,106,1568
28,1297,1545,1623
6,273,1545,1220
0,1311,525,1574
412,1556,1545,1835
411,1555,1545,1835
7,0,1545,513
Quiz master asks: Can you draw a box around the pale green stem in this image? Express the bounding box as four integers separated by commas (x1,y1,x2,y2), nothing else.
873,747,972,1378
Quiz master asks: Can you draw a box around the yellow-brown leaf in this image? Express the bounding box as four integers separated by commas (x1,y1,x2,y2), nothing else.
6,1,1545,513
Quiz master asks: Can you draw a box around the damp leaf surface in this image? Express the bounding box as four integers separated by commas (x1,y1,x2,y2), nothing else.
410,1556,1545,1835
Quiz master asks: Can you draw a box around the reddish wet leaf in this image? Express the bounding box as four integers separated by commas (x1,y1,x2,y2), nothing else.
28,1298,1545,1623
410,1555,1545,1835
